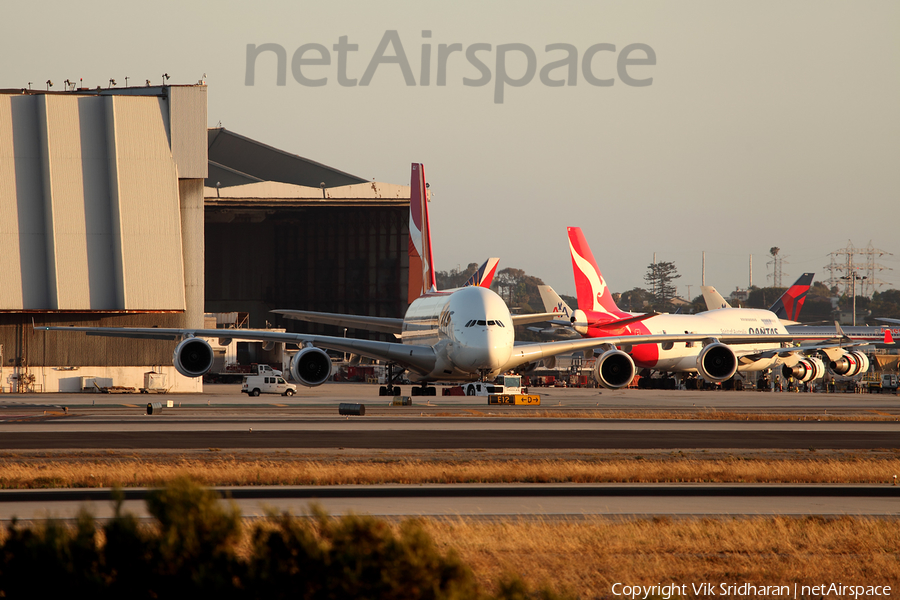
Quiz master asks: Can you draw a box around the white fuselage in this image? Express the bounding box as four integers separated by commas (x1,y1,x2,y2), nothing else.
612,308,789,373
401,285,514,381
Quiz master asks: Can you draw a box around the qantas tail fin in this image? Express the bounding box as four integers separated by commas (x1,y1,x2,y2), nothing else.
769,272,814,322
463,258,500,289
408,163,437,303
567,227,621,315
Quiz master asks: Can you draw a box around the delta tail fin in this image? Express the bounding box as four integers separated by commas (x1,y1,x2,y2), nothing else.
408,163,437,303
769,272,814,322
567,227,622,315
463,258,500,289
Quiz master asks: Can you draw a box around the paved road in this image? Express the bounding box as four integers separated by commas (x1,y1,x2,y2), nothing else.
1,485,896,520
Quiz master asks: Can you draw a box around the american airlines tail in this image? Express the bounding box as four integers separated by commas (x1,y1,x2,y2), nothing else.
567,227,624,316
769,272,814,322
408,163,437,303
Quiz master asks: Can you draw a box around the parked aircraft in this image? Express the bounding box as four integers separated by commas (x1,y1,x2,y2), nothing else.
547,227,873,388
41,165,754,395
700,273,814,323
703,277,897,351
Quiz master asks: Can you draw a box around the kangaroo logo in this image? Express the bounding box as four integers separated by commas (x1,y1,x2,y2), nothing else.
569,239,612,315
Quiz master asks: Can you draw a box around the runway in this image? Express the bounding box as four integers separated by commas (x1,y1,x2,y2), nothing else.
0,485,896,521
1,384,897,518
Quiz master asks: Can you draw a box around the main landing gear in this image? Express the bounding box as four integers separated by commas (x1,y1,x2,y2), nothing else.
378,363,404,396
411,384,436,397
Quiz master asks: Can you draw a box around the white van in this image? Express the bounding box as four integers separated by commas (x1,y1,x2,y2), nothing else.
242,375,297,397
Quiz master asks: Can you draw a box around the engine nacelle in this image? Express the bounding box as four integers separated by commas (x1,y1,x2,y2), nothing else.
592,349,636,389
173,337,214,378
782,356,826,383
570,309,589,335
829,351,869,377
696,343,737,382
290,347,333,387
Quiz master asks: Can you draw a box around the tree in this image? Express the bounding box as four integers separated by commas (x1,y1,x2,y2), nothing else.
619,288,651,312
643,261,681,311
491,268,545,314
435,263,481,290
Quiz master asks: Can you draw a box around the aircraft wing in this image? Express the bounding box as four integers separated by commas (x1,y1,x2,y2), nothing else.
271,310,404,334
510,312,565,326
39,326,437,375
502,333,796,371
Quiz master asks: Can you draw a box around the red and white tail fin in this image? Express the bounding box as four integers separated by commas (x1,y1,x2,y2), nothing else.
408,163,437,303
567,227,621,315
463,258,500,289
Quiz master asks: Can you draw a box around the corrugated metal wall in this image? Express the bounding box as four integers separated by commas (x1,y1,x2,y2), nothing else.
0,86,207,372
0,93,188,311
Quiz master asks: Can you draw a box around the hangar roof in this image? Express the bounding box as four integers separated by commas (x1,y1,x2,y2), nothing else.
205,180,409,209
207,128,367,189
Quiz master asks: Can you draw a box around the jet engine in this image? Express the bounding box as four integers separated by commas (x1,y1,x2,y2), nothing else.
829,351,869,377
592,349,636,389
173,337,214,378
782,356,825,383
290,347,333,387
696,343,737,382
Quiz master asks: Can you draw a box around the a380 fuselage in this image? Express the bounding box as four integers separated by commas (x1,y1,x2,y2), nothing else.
402,286,514,381
586,308,788,373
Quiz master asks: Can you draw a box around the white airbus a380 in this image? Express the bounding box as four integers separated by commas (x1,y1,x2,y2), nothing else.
41,164,794,395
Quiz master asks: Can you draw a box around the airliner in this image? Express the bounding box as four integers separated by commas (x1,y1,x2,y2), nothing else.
700,273,814,323
41,165,748,396
702,276,897,349
543,227,874,389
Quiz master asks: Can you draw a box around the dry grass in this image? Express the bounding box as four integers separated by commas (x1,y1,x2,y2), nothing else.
422,408,900,421
1,453,899,488
420,516,900,597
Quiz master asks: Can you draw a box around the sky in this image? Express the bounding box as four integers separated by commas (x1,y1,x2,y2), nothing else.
5,1,898,299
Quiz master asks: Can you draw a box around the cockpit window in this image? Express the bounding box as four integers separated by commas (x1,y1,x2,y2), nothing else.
465,319,505,327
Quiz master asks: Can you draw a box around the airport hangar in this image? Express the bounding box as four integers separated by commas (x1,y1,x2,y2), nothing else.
0,85,412,393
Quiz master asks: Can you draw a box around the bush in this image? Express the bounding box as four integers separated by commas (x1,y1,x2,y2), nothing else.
0,478,558,599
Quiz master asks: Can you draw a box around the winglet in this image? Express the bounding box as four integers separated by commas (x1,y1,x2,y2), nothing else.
408,163,437,303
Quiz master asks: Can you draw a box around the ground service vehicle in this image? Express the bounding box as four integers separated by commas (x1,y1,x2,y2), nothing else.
242,375,297,397
462,375,526,396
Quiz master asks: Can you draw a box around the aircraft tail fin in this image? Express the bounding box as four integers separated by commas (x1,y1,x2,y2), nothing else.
408,163,437,303
464,258,500,289
701,286,732,310
567,227,621,314
538,285,573,321
769,272,814,321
